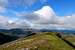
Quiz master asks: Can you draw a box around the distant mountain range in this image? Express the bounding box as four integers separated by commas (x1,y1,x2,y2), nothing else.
0,28,33,37
40,29,75,35
40,29,75,33
0,28,75,36
0,28,75,45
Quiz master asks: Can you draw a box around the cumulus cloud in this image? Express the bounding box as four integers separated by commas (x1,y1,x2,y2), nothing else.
17,6,55,23
17,13,40,22
0,0,37,29
3,5,55,29
26,6,75,30
34,6,55,24
0,15,31,29
16,6,56,29
0,0,75,30
15,5,75,30
7,20,31,29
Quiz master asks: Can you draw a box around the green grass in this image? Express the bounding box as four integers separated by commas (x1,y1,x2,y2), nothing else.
0,32,74,50
64,36,75,46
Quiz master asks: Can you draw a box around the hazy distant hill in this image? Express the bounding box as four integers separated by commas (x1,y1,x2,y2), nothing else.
0,28,75,36
0,28,33,37
40,29,75,35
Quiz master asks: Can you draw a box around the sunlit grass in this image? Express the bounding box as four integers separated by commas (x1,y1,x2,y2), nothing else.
64,36,75,46
0,32,74,50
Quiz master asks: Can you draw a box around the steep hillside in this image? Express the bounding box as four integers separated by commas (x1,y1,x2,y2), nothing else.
64,36,75,47
0,33,18,44
0,32,74,50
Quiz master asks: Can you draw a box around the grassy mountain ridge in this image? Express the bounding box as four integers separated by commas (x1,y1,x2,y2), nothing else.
0,32,74,50
64,36,75,47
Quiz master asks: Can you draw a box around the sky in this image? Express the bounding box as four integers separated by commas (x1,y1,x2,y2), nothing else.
0,0,75,29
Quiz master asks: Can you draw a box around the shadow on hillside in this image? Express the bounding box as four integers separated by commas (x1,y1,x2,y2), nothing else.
0,32,19,45
56,33,75,48
0,32,36,45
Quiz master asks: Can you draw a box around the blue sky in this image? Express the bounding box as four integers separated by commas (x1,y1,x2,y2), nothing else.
48,0,75,16
0,0,75,17
5,0,75,16
0,0,75,29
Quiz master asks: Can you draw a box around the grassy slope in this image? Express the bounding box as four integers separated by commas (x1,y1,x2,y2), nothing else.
64,36,75,46
0,32,74,50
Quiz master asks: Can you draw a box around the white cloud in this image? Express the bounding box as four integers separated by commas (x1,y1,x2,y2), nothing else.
6,20,31,29
0,0,8,13
0,4,75,30
15,5,75,30
0,15,9,29
15,6,56,29
31,6,75,30
0,15,31,29
0,15,8,24
34,6,55,19
33,6,55,24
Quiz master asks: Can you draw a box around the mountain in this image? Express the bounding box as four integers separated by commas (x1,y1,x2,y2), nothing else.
0,29,9,32
0,28,75,37
0,28,75,45
0,28,33,37
0,32,18,44
0,32,74,50
40,29,75,33
0,28,34,45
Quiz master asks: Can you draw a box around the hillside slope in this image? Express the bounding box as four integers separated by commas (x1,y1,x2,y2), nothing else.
64,36,75,47
0,32,74,50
